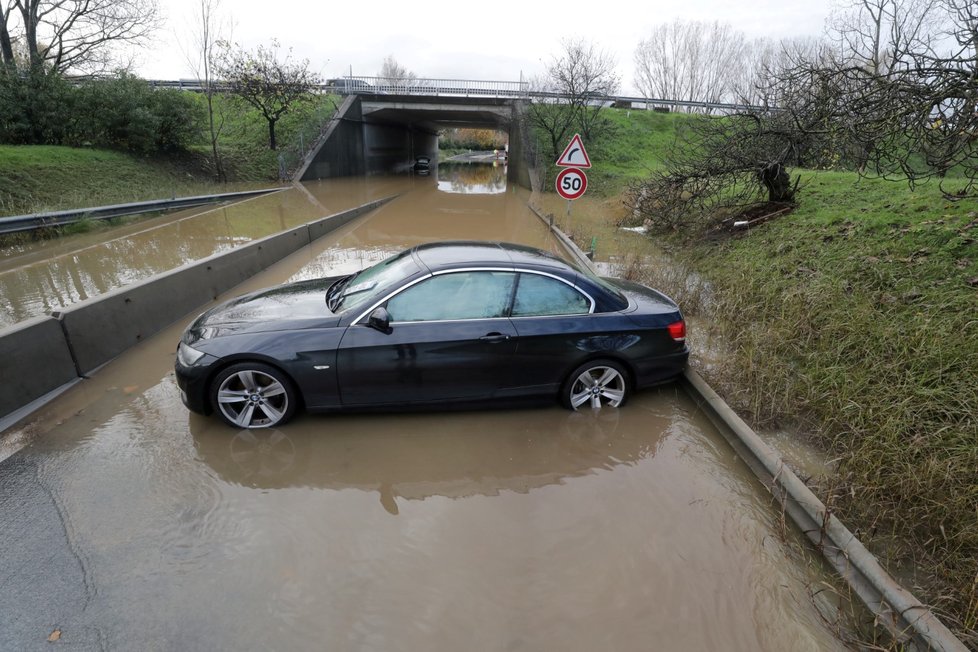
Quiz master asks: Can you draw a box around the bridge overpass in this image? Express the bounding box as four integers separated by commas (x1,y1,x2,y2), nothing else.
293,91,537,189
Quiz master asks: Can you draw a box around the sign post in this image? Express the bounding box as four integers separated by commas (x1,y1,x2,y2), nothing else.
555,133,591,221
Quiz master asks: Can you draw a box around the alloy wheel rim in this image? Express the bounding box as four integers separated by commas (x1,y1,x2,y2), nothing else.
569,366,625,409
216,370,289,428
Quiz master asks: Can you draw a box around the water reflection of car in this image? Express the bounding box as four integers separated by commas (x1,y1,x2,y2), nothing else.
175,241,688,429
413,156,431,175
188,408,654,512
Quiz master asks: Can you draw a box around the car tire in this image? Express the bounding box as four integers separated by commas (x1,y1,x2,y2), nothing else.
561,359,629,410
210,362,298,429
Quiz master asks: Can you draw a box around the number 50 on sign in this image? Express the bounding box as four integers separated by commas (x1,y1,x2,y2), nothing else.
555,167,588,200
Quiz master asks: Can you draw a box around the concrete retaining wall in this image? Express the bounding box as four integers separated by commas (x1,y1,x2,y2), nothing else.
1,197,393,421
296,96,366,182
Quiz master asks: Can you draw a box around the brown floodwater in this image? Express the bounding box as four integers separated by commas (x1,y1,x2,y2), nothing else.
0,177,404,329
0,166,847,650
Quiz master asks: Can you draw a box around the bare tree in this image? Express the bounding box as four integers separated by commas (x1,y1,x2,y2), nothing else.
215,39,320,150
828,0,937,73
634,20,746,112
625,109,815,232
549,38,620,141
525,73,578,164
377,54,416,90
526,37,619,163
181,0,229,181
786,0,978,190
629,0,978,235
3,0,160,73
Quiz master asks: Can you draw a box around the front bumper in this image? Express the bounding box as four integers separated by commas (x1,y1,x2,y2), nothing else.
174,358,214,415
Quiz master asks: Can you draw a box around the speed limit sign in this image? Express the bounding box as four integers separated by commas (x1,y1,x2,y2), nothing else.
555,167,588,200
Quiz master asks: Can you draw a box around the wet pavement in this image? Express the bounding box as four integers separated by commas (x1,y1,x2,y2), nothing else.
0,164,846,650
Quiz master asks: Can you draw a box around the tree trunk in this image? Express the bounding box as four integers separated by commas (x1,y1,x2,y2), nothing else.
205,92,225,182
268,118,277,150
0,6,15,68
758,162,794,202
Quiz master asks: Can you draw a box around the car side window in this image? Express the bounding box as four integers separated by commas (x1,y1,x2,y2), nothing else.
386,271,516,322
512,273,590,317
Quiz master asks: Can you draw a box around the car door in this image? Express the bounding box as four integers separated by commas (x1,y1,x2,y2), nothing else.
336,270,518,406
504,272,597,395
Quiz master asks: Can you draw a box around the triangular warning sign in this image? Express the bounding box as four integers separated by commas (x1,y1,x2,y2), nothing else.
556,134,591,168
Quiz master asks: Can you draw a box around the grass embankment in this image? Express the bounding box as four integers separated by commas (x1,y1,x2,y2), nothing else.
0,145,234,216
668,173,978,636
535,109,682,196
0,93,339,217
197,93,339,181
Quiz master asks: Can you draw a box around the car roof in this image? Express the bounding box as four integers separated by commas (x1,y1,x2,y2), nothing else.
411,241,584,275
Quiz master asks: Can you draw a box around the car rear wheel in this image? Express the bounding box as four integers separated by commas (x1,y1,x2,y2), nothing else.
211,362,297,429
561,360,629,410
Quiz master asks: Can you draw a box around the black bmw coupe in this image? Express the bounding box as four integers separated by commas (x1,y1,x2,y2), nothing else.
175,241,688,428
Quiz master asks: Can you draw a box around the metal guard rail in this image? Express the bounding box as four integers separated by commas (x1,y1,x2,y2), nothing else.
0,188,284,235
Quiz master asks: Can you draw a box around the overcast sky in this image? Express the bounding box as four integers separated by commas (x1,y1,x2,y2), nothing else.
135,0,836,94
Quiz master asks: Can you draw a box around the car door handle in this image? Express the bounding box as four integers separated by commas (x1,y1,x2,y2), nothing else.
480,332,511,343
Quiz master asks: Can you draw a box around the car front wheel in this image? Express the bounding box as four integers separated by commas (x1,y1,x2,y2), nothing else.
210,362,298,429
561,360,629,410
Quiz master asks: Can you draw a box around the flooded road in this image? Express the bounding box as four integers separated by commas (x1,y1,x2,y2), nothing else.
0,178,404,328
0,165,846,650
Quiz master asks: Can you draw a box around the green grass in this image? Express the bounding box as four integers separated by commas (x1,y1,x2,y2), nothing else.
194,93,340,181
0,92,339,216
585,109,684,193
0,145,239,216
676,174,978,636
584,175,978,639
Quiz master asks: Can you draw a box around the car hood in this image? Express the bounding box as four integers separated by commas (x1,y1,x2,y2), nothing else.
187,277,344,340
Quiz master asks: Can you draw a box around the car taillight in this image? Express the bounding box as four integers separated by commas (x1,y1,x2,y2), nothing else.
667,320,686,342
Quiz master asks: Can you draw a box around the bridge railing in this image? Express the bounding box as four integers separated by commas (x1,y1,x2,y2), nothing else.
135,77,775,113
326,76,531,98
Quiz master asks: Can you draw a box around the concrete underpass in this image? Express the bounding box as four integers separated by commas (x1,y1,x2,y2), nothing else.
295,94,534,189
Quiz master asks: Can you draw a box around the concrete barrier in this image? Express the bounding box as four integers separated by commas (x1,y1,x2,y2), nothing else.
0,316,79,419
1,196,394,421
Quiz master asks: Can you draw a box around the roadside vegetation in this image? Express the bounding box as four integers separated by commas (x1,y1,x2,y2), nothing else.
643,173,977,639
0,72,337,216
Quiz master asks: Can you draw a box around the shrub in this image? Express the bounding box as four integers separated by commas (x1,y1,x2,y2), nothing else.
0,70,73,145
70,74,204,153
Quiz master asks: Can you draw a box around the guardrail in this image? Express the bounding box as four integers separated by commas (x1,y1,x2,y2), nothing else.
0,188,285,236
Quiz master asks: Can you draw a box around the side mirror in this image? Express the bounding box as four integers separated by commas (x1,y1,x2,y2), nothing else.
367,307,393,334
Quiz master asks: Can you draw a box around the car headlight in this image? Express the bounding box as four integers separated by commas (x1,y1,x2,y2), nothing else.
177,341,207,367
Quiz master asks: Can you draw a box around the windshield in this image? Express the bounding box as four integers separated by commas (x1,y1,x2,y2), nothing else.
330,249,422,313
